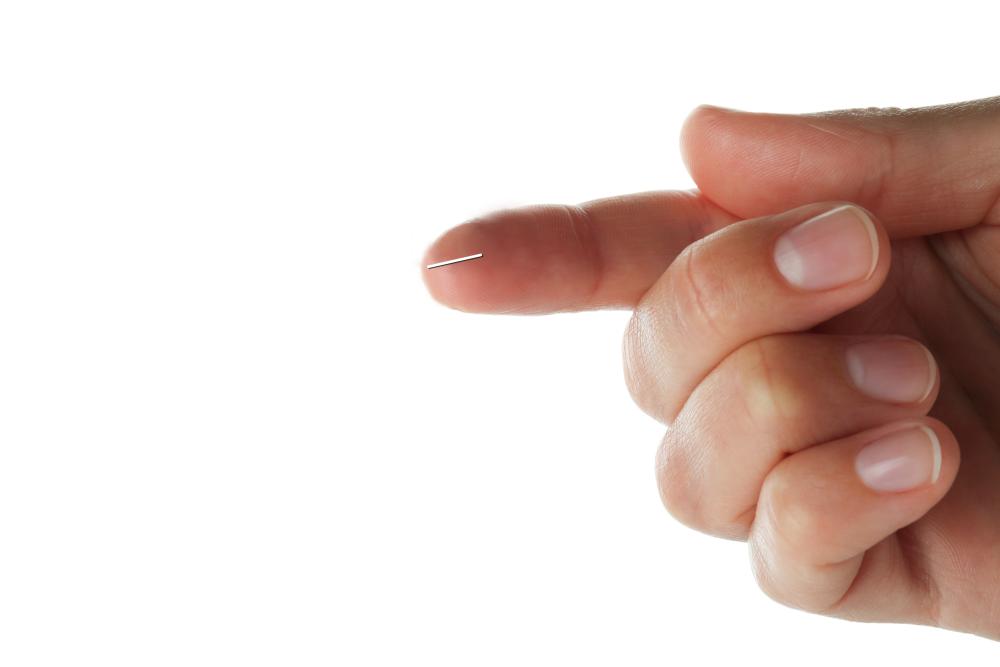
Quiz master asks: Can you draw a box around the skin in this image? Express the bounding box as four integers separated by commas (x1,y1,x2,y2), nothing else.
421,97,1000,640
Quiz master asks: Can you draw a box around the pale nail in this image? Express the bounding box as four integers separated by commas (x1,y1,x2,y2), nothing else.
774,205,879,290
855,426,942,493
846,340,937,403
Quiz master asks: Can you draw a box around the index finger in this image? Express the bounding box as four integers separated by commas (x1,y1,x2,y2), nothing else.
421,190,737,314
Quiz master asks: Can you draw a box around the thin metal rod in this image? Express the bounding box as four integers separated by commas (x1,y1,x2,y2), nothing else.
426,253,484,269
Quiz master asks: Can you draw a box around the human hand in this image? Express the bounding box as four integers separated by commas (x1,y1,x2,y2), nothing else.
421,98,1000,639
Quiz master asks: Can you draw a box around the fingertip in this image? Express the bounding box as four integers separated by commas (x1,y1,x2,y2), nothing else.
918,344,940,404
837,202,892,293
421,221,495,313
681,106,881,220
681,103,797,216
923,425,943,484
852,417,959,503
679,104,740,182
846,204,881,282
767,202,892,299
421,204,601,315
916,417,960,491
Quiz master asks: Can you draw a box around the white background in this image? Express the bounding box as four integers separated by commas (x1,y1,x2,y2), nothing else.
1,0,997,664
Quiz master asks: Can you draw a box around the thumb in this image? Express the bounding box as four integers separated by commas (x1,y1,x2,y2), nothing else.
681,97,1000,237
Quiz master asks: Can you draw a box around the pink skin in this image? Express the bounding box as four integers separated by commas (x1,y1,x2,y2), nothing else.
423,97,1000,639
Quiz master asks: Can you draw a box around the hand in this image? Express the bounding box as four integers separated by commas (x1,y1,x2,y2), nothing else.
421,97,1000,639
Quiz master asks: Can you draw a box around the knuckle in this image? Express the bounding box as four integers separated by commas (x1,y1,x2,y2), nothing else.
622,311,645,401
748,538,842,614
749,462,853,614
748,537,823,612
623,306,661,419
560,204,603,302
748,509,819,612
677,244,727,340
748,535,786,605
655,426,705,529
758,464,833,559
735,338,805,428
656,422,749,539
654,366,768,539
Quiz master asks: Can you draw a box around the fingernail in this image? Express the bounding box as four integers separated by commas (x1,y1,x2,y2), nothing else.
846,340,937,403
774,205,879,290
855,426,942,493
